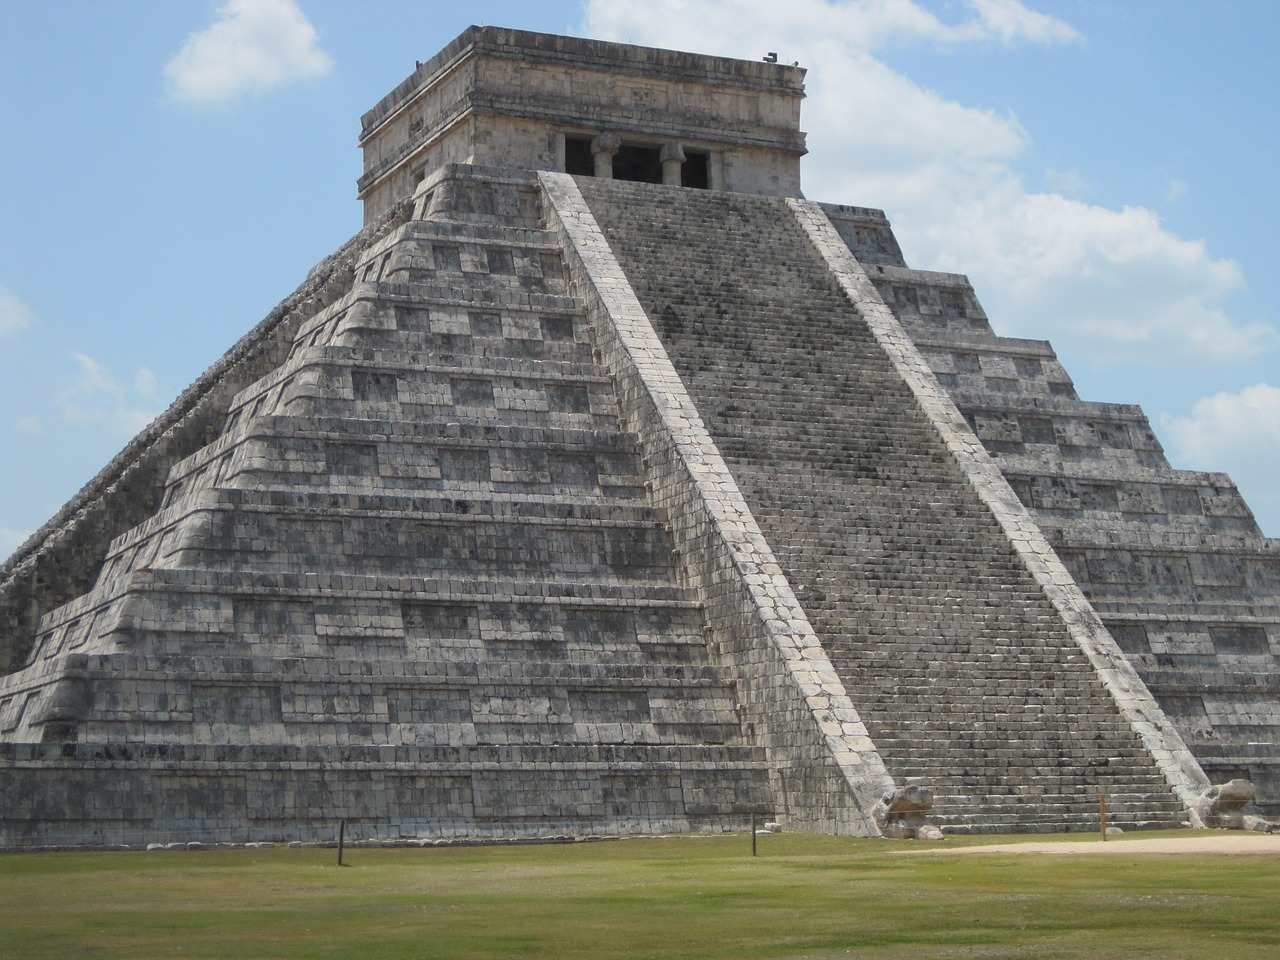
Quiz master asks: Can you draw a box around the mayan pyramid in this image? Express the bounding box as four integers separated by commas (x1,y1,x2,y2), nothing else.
1,27,1275,848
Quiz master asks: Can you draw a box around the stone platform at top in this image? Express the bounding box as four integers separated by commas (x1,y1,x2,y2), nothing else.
356,25,808,223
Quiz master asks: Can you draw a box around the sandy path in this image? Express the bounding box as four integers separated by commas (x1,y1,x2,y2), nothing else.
899,833,1280,856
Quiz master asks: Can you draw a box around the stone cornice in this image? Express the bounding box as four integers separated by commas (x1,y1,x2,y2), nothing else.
361,25,804,143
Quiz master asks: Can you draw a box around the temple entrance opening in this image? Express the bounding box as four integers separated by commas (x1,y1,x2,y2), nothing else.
613,144,663,183
682,150,710,188
565,136,593,176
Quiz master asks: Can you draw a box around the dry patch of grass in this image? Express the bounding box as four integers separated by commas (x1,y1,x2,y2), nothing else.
2,831,1277,959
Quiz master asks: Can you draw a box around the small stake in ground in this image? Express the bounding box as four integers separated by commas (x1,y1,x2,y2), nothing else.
1099,794,1107,842
751,813,757,857
338,819,347,865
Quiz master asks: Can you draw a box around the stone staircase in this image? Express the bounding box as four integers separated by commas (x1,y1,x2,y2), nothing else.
0,167,773,847
579,177,1189,832
826,212,1280,819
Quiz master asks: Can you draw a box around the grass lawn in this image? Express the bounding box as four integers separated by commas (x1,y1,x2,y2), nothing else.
1,830,1277,959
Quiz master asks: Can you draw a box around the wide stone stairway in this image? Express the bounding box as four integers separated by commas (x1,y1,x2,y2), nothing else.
579,178,1189,832
0,167,772,847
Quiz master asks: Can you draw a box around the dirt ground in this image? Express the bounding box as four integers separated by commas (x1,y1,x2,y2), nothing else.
904,832,1280,856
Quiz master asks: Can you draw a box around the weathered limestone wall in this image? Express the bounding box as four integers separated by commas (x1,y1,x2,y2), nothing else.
359,40,481,223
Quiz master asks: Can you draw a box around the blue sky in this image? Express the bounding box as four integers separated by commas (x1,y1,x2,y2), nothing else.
2,0,1277,560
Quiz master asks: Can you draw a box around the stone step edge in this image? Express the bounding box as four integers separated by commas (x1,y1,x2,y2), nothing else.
225,346,614,415
103,487,669,558
1030,523,1278,557
164,414,640,485
294,282,587,344
35,657,735,684
29,570,704,645
0,741,768,764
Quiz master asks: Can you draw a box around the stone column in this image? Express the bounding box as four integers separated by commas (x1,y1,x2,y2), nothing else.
661,142,686,186
592,131,621,179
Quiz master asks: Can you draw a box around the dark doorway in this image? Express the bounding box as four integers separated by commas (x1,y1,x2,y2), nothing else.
565,136,593,175
682,151,710,189
612,144,663,183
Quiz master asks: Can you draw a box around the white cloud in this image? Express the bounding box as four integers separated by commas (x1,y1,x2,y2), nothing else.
0,286,33,337
582,0,1273,367
967,0,1080,45
1043,167,1092,198
585,0,1077,59
1162,384,1280,466
1161,384,1280,535
134,367,159,398
164,0,333,105
1,527,32,561
60,353,161,436
921,193,1276,364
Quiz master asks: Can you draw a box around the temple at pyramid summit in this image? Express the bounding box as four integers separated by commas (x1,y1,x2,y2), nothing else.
2,26,1278,848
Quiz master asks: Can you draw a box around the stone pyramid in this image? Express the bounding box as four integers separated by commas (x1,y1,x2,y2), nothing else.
1,27,1275,848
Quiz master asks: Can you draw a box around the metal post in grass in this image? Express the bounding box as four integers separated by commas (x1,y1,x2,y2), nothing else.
751,813,757,857
1099,794,1107,841
338,819,347,865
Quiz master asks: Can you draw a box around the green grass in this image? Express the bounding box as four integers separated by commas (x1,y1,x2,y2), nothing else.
2,831,1277,959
